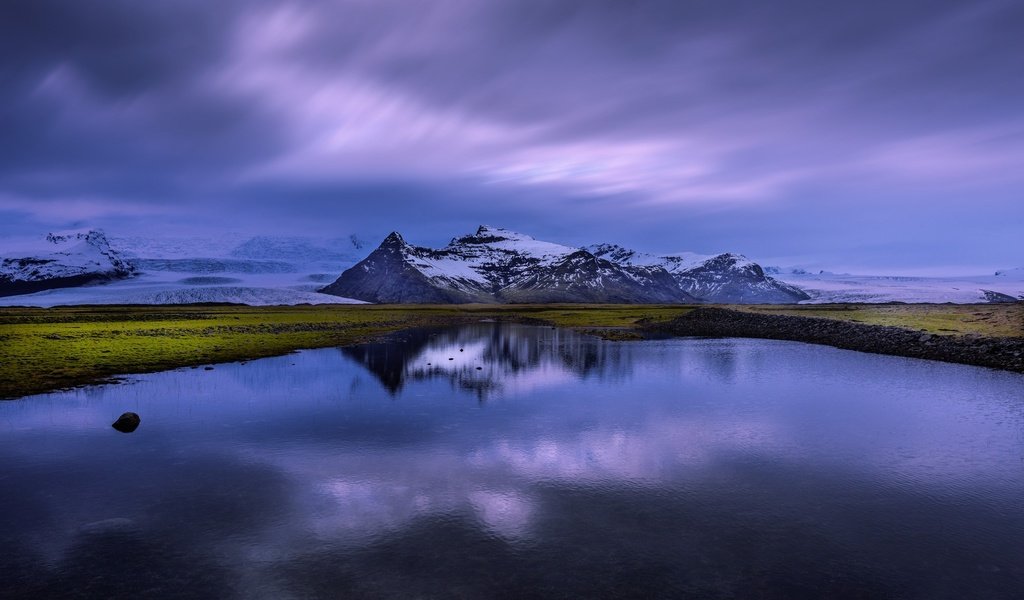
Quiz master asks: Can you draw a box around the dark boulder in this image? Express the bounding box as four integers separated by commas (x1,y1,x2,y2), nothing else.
111,412,141,433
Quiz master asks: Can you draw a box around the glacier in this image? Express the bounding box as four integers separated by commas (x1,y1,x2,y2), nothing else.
0,232,364,306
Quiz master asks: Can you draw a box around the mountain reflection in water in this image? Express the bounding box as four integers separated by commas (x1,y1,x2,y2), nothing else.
341,323,633,398
1,323,1023,599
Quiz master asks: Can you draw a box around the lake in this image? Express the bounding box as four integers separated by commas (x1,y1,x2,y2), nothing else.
1,323,1023,598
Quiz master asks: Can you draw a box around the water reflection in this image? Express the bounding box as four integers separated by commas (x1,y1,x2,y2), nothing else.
342,323,633,399
1,324,1023,599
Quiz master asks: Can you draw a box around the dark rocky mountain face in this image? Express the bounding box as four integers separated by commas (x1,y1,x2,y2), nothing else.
589,244,810,304
500,250,694,304
320,228,698,304
319,233,487,304
320,226,807,304
671,253,810,304
0,230,137,297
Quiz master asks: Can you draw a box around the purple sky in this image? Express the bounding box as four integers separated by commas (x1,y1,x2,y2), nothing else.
1,0,1022,273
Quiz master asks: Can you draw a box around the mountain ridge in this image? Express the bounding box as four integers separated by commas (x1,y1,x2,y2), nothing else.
319,226,806,304
0,230,137,297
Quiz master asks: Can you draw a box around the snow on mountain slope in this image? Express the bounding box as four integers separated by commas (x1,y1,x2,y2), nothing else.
1,230,137,297
587,243,808,303
775,272,1024,304
1,232,363,306
409,226,579,292
587,244,711,272
320,226,698,304
501,248,692,303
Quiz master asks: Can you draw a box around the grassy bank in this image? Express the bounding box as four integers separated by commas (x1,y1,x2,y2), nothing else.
0,304,694,399
1,303,1019,399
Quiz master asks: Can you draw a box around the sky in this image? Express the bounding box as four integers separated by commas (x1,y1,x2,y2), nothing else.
1,0,1022,274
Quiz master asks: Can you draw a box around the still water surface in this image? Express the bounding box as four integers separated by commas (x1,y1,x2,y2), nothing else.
1,323,1023,598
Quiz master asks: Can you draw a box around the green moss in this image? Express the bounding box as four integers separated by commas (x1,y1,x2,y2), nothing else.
0,304,694,399
2,302,1018,400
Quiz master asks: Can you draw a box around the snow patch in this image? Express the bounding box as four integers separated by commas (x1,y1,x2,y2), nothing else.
1,230,135,282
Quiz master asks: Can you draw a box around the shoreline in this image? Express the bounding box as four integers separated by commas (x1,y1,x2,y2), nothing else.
2,303,1021,399
646,307,1024,374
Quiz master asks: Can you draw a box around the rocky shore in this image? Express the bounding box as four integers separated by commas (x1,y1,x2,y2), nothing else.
649,307,1024,373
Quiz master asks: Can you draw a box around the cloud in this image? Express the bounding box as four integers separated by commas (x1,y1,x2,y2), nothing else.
1,0,1022,269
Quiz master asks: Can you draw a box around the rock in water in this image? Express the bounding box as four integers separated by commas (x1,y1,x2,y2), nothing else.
111,412,141,433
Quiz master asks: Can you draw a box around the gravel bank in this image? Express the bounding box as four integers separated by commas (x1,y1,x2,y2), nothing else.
650,307,1024,373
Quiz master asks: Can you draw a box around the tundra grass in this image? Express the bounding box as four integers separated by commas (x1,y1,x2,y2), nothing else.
0,304,695,399
2,302,1019,400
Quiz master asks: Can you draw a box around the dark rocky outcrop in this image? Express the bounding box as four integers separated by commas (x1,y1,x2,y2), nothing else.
111,412,141,433
0,272,124,298
650,307,1024,373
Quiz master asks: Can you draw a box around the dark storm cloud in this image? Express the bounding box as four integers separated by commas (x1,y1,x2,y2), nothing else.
0,0,1022,270
0,0,282,189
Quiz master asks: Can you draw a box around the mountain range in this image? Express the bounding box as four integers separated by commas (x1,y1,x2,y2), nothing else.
2,227,1021,306
319,226,808,304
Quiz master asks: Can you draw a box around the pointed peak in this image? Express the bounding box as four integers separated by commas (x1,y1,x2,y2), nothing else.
379,231,407,249
383,231,404,242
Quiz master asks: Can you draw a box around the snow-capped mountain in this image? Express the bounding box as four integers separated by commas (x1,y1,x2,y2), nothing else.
319,226,700,303
321,226,807,304
0,230,137,297
587,244,810,303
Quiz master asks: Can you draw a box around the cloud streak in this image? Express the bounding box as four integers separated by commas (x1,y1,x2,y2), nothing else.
1,0,1022,270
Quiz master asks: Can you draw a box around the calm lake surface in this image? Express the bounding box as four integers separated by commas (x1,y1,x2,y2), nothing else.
2,323,1023,599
